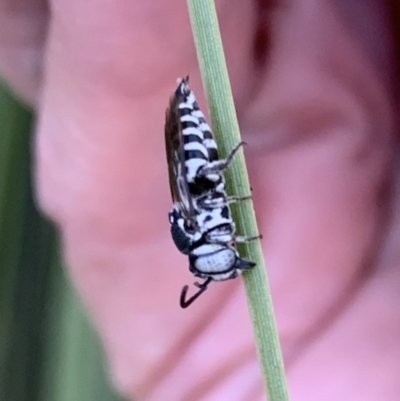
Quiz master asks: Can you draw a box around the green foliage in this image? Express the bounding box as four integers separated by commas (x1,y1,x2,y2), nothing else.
0,82,125,401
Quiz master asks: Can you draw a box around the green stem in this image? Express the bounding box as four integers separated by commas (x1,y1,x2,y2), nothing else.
186,1,290,400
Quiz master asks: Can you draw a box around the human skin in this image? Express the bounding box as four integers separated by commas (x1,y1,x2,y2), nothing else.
0,0,399,400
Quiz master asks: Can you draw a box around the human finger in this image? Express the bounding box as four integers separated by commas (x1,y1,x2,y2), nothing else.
35,0,259,399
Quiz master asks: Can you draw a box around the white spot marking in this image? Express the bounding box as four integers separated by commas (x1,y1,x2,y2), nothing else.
186,159,207,182
179,102,193,109
199,123,211,132
181,115,199,124
192,110,205,119
182,127,204,137
203,138,217,149
184,142,208,157
193,246,236,273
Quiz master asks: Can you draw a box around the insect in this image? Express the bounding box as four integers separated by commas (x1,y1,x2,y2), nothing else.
165,77,259,308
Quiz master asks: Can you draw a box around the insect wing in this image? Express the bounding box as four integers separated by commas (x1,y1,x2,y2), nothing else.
165,79,196,220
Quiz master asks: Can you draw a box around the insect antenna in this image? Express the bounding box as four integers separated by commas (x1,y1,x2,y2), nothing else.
180,277,213,308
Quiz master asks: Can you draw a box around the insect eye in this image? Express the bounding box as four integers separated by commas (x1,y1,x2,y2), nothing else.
184,220,196,233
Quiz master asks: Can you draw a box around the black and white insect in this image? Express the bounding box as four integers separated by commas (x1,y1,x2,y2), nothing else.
165,77,259,308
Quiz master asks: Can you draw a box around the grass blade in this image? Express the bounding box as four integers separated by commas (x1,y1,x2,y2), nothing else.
186,1,290,400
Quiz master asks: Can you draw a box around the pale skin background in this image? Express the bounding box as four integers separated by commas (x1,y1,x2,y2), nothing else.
0,0,399,400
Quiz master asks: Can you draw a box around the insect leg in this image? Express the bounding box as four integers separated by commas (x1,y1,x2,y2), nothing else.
235,234,263,243
180,277,213,308
226,195,252,204
198,195,251,210
198,141,246,177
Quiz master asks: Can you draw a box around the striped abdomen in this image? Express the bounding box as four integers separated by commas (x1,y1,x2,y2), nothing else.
175,81,224,194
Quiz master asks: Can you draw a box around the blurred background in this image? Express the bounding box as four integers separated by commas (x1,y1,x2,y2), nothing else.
0,80,125,401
